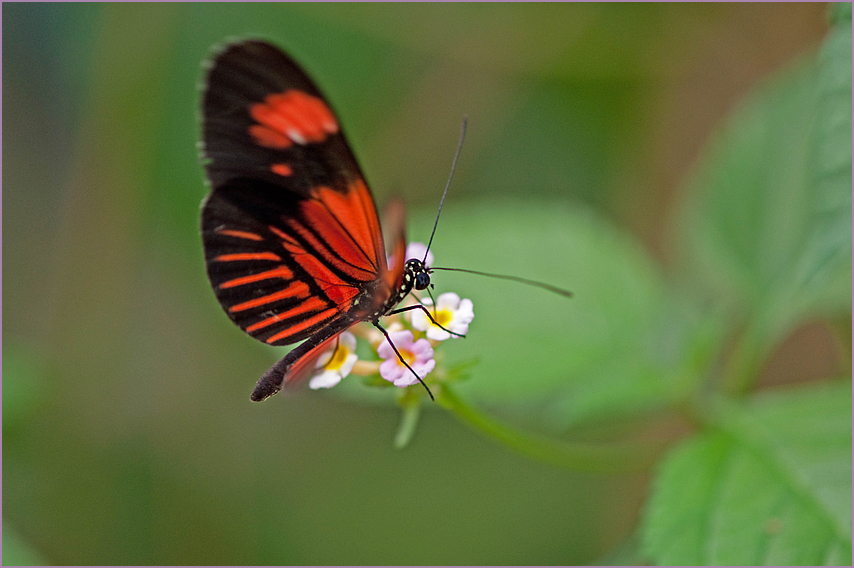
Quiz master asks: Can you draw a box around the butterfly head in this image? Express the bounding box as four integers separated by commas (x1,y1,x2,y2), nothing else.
405,258,432,291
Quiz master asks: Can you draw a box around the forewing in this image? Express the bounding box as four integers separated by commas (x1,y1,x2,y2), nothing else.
200,40,390,346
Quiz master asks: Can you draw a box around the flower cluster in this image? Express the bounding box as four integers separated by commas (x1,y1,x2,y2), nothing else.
307,242,474,394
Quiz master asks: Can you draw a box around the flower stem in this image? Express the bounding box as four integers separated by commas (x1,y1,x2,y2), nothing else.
394,399,421,449
436,385,669,472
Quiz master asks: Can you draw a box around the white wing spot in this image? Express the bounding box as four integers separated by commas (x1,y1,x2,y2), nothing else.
287,129,307,145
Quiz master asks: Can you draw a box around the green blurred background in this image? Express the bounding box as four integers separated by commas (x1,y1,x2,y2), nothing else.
3,3,833,565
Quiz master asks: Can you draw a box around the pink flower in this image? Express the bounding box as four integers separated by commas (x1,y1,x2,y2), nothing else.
376,330,436,387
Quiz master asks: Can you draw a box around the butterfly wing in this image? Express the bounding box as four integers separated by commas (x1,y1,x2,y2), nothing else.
381,197,409,294
247,199,408,402
200,40,394,398
202,178,382,346
252,329,346,401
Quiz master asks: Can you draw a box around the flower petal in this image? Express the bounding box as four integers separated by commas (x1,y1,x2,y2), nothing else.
379,358,405,382
309,370,343,389
338,353,358,378
377,329,414,359
436,292,461,311
409,338,435,358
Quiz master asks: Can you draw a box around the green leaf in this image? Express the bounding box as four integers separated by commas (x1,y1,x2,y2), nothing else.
673,18,852,392
676,62,843,317
641,380,852,565
829,2,852,26
799,1,852,316
407,199,710,429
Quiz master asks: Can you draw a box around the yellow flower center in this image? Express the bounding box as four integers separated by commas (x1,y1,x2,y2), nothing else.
399,348,415,366
431,309,453,328
326,345,350,370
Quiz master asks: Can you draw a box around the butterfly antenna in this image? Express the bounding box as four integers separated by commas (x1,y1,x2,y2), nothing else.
430,267,573,298
423,116,468,263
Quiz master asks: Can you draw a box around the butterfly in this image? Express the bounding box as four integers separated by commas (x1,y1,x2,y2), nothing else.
200,40,443,402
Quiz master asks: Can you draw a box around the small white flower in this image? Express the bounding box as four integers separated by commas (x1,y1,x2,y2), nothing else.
411,292,474,341
309,332,359,389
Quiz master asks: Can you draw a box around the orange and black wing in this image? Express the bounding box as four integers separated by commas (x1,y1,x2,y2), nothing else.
201,40,390,350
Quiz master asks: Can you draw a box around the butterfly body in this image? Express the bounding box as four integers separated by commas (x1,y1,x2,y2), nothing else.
200,40,432,401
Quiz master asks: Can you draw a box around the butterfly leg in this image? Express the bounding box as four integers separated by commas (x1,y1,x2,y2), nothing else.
371,321,435,401
387,304,466,338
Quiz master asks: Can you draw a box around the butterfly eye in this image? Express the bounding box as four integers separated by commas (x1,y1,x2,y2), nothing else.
414,271,431,291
